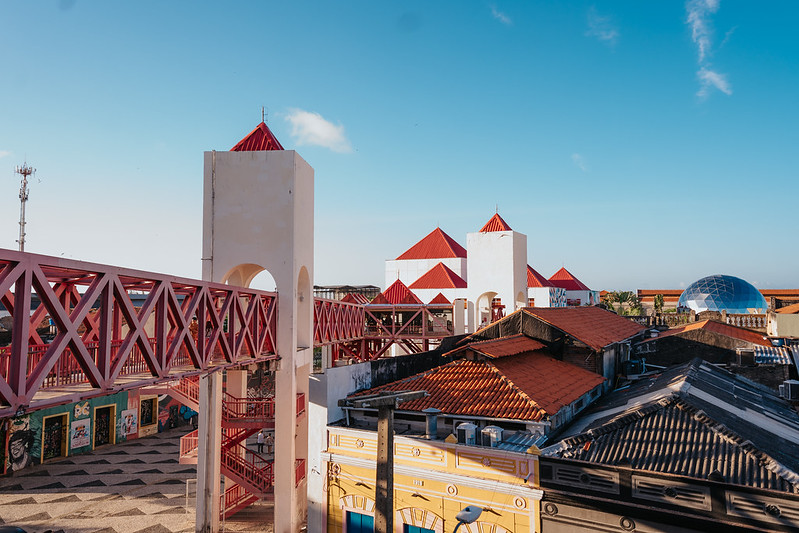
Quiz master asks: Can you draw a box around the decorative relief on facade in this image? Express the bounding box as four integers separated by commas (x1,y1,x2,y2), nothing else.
513,497,526,509
446,484,458,496
340,494,376,513
355,439,364,448
462,522,512,533
396,507,443,533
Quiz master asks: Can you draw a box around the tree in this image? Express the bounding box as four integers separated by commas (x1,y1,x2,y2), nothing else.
654,293,665,314
603,290,643,316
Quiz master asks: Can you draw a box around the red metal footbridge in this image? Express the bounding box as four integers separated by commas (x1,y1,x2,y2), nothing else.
0,248,454,417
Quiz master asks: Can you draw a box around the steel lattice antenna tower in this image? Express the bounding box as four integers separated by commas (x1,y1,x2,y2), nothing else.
14,162,35,252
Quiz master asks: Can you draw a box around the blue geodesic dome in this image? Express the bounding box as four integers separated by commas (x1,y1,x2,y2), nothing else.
678,275,768,314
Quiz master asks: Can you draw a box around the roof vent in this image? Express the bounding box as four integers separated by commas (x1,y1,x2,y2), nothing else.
780,380,799,401
423,408,442,439
456,422,477,445
481,426,503,447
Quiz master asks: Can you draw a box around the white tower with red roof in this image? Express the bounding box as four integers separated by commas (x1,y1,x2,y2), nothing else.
385,227,467,290
466,213,528,327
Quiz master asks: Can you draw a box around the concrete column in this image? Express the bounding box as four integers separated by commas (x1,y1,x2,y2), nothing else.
375,406,394,533
196,371,222,533
307,372,328,533
274,351,298,533
453,298,466,335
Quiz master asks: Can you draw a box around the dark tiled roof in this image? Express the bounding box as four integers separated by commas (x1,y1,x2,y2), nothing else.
544,359,799,491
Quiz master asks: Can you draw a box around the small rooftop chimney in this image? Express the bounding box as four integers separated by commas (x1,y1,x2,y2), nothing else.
423,408,442,439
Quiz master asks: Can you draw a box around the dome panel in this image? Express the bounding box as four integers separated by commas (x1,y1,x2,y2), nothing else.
678,275,767,314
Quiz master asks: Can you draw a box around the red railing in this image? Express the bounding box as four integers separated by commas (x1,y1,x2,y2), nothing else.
296,392,305,417
223,392,276,421
222,442,274,494
0,248,279,415
221,483,258,519
181,430,200,457
295,458,306,487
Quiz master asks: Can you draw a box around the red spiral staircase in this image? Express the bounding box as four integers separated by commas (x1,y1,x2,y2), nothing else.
171,377,306,519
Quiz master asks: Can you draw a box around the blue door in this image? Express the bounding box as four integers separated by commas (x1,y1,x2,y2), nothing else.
346,511,374,533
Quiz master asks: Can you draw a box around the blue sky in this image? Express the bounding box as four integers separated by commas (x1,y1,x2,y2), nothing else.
0,1,797,291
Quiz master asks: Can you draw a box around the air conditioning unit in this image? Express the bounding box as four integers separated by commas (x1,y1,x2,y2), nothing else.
456,422,477,445
481,426,503,447
781,380,799,401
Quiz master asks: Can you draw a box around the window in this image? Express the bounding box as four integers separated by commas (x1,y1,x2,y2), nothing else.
140,397,157,427
346,511,374,533
404,526,434,533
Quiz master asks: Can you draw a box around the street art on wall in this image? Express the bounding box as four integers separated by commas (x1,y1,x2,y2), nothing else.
7,416,37,474
158,395,198,432
70,419,91,449
121,409,138,436
74,401,90,419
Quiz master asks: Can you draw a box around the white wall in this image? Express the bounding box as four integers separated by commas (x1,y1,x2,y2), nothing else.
411,287,467,304
466,230,527,324
385,257,466,289
768,313,799,337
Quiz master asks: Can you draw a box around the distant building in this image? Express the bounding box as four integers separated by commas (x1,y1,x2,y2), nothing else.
314,284,380,301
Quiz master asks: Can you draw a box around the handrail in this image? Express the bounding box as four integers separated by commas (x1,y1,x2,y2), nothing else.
295,458,306,487
221,441,274,494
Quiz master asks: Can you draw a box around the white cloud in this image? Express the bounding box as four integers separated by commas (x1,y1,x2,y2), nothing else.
490,5,512,25
686,0,718,63
0,151,10,159
586,8,618,46
571,153,588,172
697,67,732,97
284,109,353,153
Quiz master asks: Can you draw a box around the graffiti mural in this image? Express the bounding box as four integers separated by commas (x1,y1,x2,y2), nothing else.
157,395,198,432
6,417,37,474
121,409,138,436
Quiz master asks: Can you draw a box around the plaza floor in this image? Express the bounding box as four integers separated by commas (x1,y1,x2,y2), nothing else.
0,427,275,533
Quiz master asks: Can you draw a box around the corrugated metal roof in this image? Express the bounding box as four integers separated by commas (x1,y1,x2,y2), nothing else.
230,122,284,151
409,262,467,289
479,213,512,232
527,265,554,288
396,228,467,260
548,267,590,291
754,345,794,365
341,293,370,304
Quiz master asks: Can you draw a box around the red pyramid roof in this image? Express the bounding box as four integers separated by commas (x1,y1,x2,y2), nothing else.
342,293,369,304
410,262,467,290
231,122,284,152
527,265,554,288
379,279,422,305
480,213,512,232
548,267,590,291
396,228,467,260
429,293,451,305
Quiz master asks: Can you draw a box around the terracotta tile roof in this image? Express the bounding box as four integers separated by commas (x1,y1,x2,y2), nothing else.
446,334,545,359
409,262,467,290
428,293,451,305
527,265,554,288
350,351,604,422
341,293,369,304
230,122,284,151
492,352,605,414
374,279,422,305
548,267,590,291
641,319,770,346
523,307,646,351
396,228,467,260
479,213,512,232
776,302,799,314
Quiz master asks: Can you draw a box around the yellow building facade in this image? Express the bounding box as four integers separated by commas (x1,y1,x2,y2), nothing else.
323,426,543,533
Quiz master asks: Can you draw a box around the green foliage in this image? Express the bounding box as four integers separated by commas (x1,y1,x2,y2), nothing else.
603,290,643,316
654,293,665,314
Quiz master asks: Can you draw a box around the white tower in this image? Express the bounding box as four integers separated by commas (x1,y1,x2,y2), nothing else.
466,213,528,327
200,122,313,532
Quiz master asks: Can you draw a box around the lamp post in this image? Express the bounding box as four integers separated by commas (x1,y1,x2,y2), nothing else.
339,390,427,533
453,505,483,532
